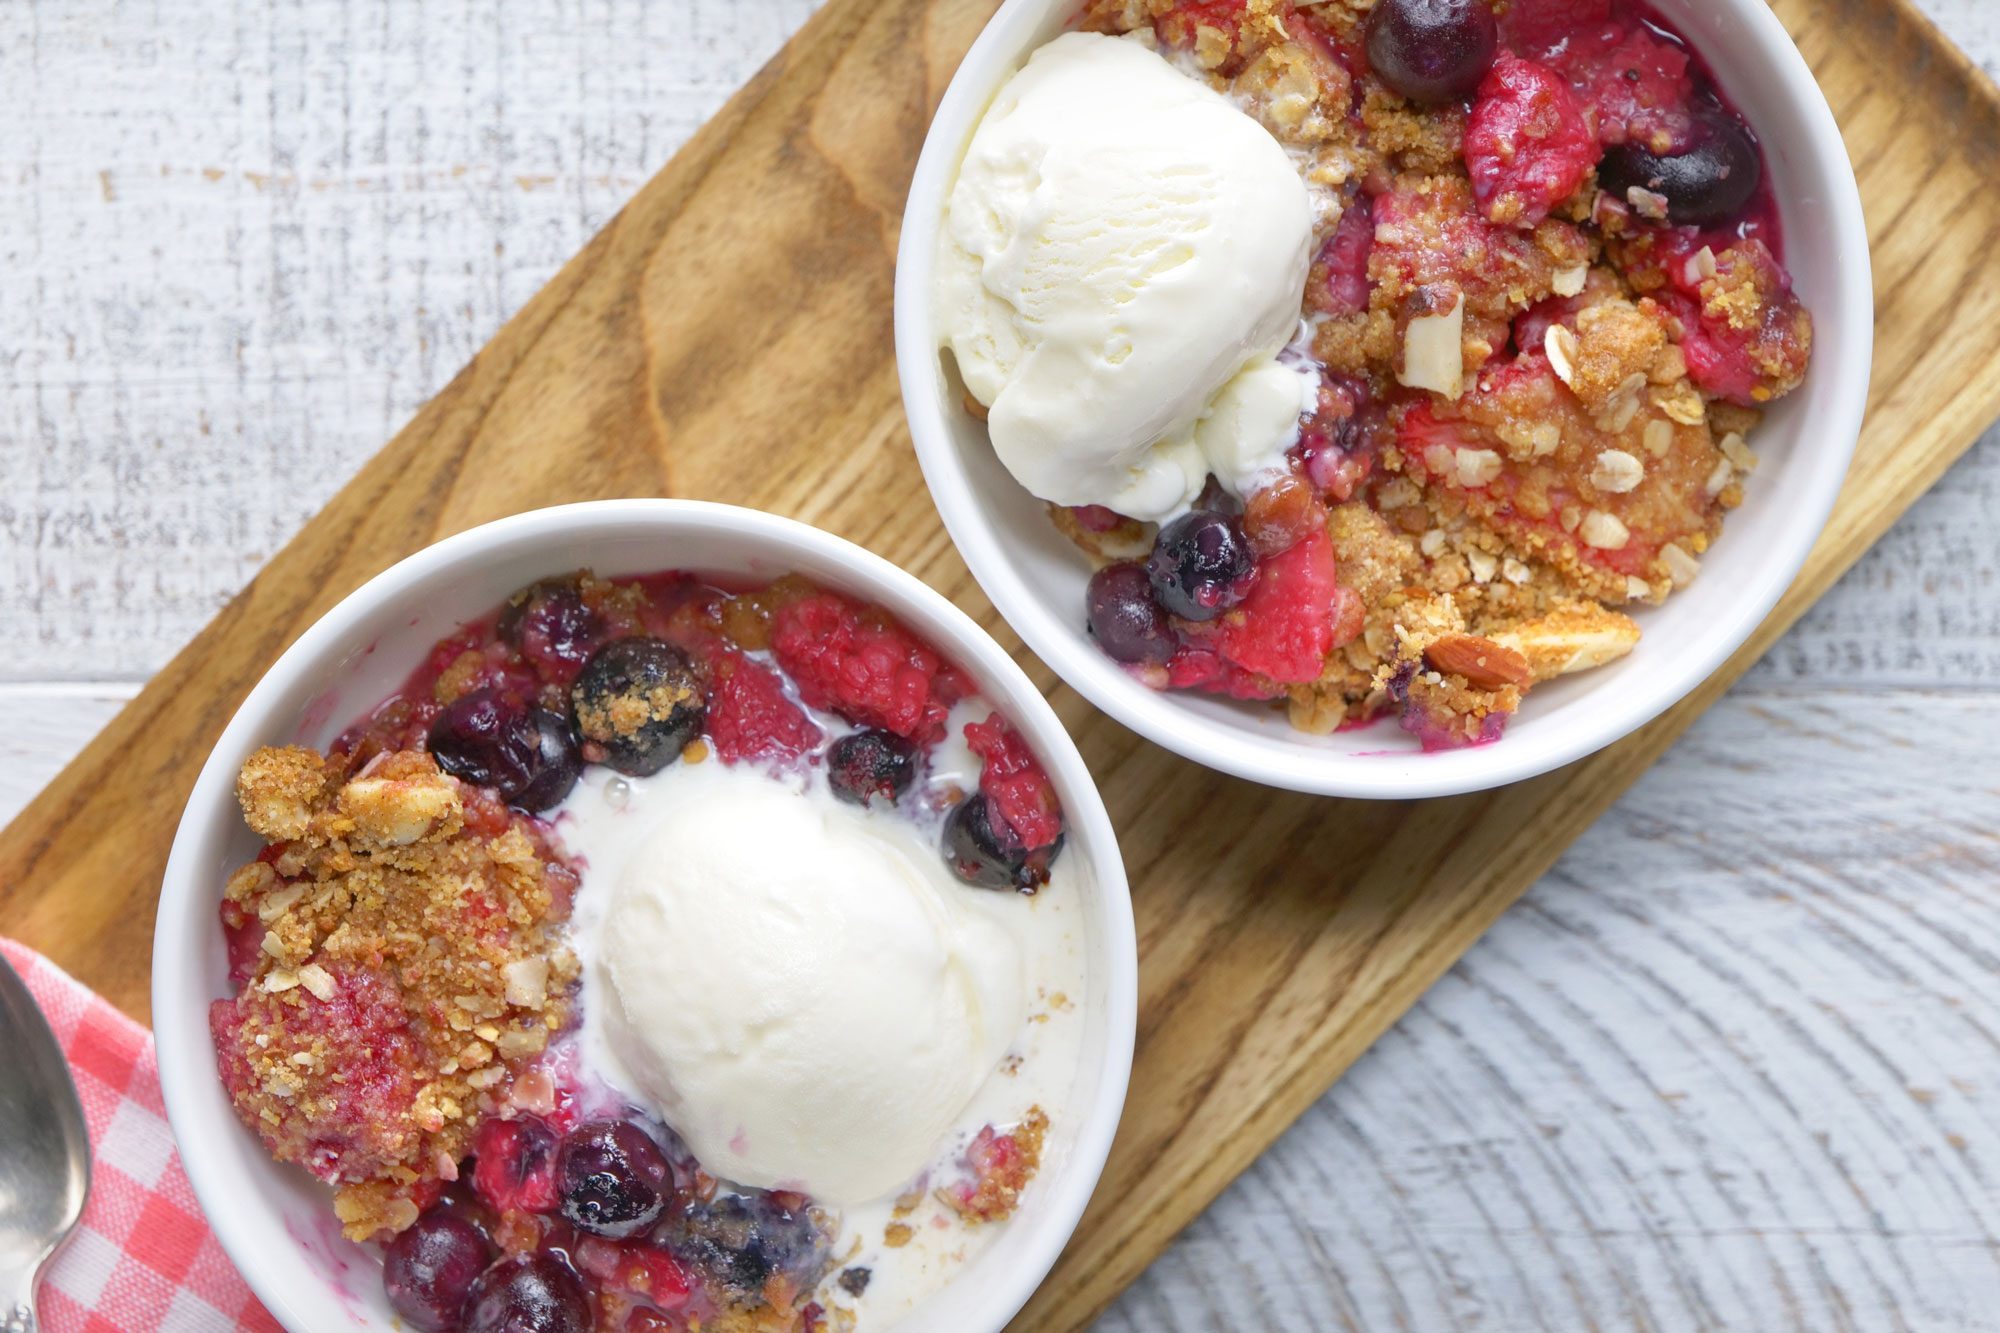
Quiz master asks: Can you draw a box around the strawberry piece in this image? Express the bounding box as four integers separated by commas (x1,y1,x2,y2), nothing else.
705,651,821,765
1465,51,1601,227
1163,644,1285,701
964,715,1064,852
1212,526,1344,683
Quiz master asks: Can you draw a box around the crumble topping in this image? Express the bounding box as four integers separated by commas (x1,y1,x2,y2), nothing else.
211,746,578,1240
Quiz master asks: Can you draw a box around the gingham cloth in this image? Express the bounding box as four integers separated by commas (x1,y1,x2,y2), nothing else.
2,940,280,1332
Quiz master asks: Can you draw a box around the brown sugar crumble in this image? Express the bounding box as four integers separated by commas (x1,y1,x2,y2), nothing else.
209,745,578,1240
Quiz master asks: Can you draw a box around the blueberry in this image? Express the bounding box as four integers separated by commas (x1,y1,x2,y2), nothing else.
569,637,705,776
459,1254,590,1333
659,1190,832,1301
1145,510,1257,623
556,1119,674,1239
497,577,601,675
427,690,581,813
1366,0,1497,105
381,1210,491,1332
1085,562,1175,665
942,796,1062,894
1599,108,1762,226
826,729,918,807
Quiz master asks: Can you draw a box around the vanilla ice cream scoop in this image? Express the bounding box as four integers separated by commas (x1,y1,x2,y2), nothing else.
935,31,1315,522
596,774,1026,1204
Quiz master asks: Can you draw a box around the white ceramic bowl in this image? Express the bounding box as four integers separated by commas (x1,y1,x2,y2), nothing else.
895,0,1872,798
153,500,1137,1332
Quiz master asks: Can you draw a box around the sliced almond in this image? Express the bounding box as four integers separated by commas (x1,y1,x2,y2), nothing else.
1454,447,1503,488
297,963,337,1002
1552,264,1589,298
1661,542,1701,587
1719,432,1758,472
1466,547,1499,583
1493,606,1643,681
1423,634,1533,691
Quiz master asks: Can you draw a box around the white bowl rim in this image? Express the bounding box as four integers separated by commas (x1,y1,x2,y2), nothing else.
893,0,1874,799
153,498,1138,1333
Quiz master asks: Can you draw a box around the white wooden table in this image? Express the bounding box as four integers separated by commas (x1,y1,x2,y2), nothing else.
4,3,1996,1328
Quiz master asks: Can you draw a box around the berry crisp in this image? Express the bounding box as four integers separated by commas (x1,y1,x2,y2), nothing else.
210,569,1074,1332
1066,0,1813,748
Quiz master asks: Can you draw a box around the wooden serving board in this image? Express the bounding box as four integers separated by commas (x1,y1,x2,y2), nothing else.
3,0,1997,1326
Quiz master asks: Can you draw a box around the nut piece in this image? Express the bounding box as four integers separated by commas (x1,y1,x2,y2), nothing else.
1590,449,1645,494
1423,634,1534,691
1493,605,1643,681
1661,542,1701,587
504,957,550,1009
1719,432,1758,472
1400,291,1466,400
1455,448,1503,488
1704,457,1735,497
1552,264,1589,298
297,963,337,1002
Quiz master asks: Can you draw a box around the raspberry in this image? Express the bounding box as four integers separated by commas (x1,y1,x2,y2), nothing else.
964,715,1064,852
1497,0,1613,60
1308,196,1375,317
768,591,968,744
1211,526,1345,683
1556,23,1694,151
705,651,821,765
1465,51,1600,227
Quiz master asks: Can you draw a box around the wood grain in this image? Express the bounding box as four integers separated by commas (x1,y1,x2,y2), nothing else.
3,3,1999,1332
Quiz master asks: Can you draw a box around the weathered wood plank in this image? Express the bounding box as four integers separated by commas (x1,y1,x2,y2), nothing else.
1106,689,2000,1333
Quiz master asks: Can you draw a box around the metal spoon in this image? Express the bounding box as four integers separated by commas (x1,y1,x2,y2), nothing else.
0,953,91,1333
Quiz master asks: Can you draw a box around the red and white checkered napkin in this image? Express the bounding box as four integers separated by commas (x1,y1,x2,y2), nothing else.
2,939,280,1332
